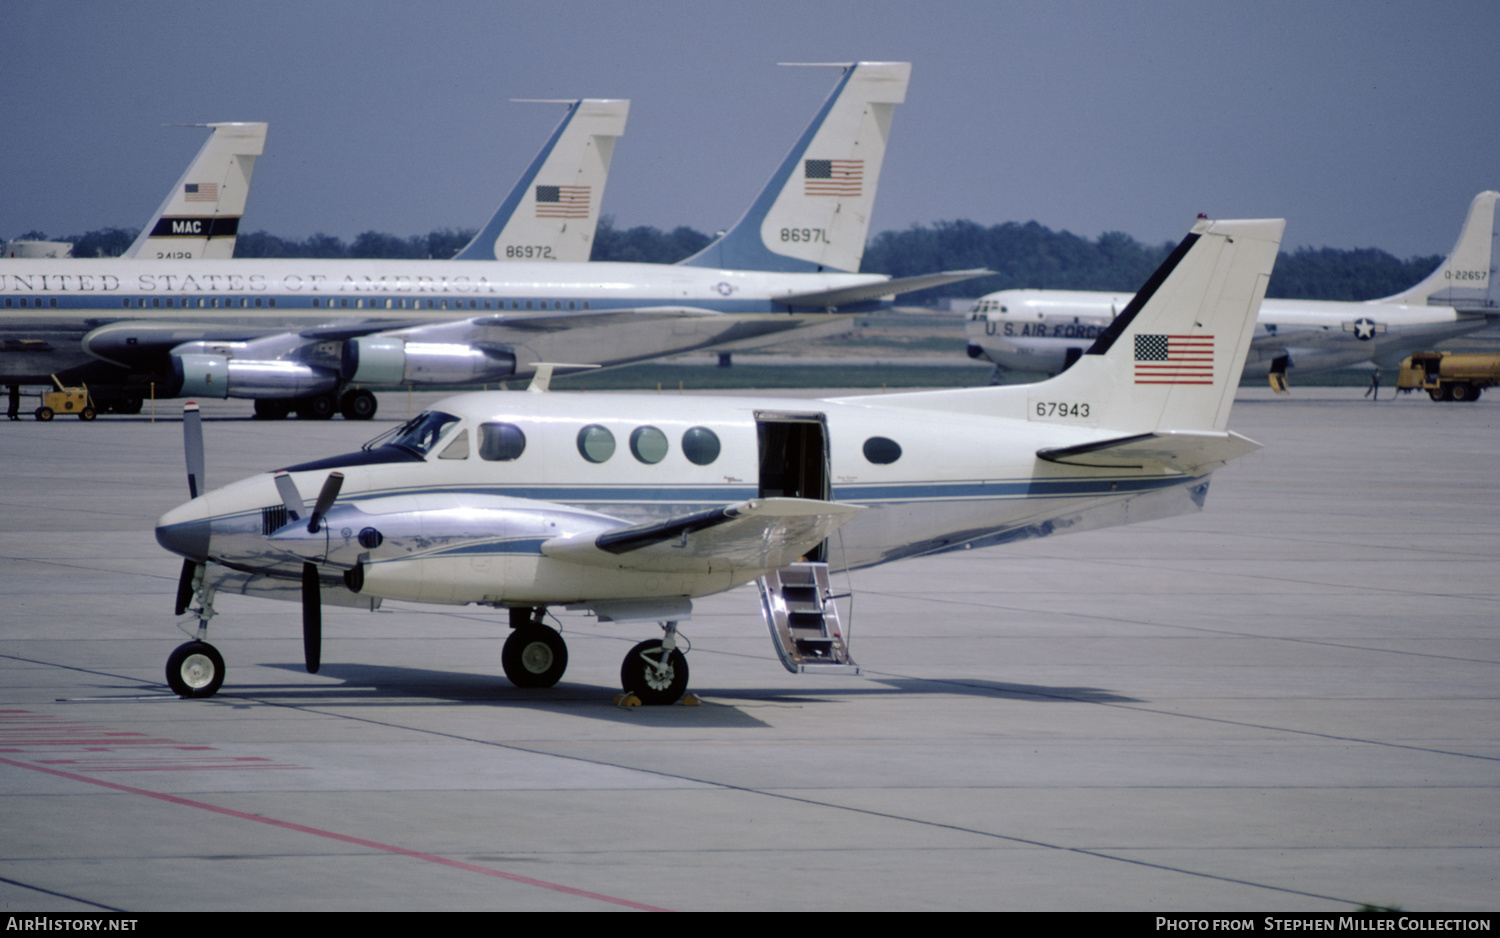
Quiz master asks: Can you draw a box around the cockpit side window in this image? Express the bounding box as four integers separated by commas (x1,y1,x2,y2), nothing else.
438,429,469,460
388,411,461,457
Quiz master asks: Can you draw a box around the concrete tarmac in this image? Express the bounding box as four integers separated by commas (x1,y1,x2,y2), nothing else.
0,387,1496,912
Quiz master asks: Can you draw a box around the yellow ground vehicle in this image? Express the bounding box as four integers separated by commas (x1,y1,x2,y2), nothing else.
1395,352,1500,402
35,375,96,421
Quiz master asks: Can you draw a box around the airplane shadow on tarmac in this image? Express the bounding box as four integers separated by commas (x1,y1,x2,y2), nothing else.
130,661,1141,728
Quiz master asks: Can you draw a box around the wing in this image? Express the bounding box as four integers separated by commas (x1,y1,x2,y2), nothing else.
778,269,992,309
541,497,862,574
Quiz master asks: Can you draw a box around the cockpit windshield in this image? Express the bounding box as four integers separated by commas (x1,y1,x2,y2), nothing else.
363,410,461,457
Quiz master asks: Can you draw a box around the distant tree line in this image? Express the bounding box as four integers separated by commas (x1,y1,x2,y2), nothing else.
31,217,1441,303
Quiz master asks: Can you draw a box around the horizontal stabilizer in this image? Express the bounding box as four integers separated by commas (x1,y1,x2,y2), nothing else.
1037,430,1262,474
778,269,992,309
542,497,861,574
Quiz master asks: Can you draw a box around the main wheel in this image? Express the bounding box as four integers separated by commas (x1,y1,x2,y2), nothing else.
620,639,689,706
114,397,144,415
502,624,568,688
339,389,378,421
166,641,225,698
295,393,337,420
254,399,293,420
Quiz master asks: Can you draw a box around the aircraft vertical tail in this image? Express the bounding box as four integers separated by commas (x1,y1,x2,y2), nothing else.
452,99,629,262
1381,191,1500,312
124,122,266,260
1034,217,1285,435
679,61,910,273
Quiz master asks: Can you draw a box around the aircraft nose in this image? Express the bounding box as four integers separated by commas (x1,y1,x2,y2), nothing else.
156,501,212,561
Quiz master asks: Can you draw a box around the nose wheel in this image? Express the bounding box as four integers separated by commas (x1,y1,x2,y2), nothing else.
166,641,225,698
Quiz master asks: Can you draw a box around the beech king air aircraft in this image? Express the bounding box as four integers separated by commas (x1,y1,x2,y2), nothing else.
154,215,1283,704
967,191,1500,392
5,62,977,420
1,100,628,413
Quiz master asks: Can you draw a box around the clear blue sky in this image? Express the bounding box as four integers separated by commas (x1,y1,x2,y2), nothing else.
5,0,1496,258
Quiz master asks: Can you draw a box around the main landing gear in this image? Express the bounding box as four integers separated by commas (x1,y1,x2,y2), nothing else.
620,622,689,706
252,388,378,421
166,561,226,698
501,607,569,688
499,608,692,705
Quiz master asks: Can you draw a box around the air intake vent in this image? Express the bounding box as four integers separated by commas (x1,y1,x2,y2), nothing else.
262,505,289,534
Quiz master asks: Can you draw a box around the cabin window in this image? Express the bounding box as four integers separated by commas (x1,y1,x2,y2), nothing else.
863,436,902,465
681,427,720,466
577,424,616,463
438,429,469,460
479,422,527,461
629,426,668,464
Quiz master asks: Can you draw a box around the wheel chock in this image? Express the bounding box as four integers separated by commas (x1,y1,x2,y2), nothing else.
613,692,643,707
680,693,702,706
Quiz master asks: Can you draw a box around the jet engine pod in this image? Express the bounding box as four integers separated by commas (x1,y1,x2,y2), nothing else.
171,352,337,399
173,353,230,398
341,336,517,386
341,336,405,385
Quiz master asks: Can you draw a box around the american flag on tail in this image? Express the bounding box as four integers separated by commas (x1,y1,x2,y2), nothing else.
535,185,590,218
1134,334,1214,384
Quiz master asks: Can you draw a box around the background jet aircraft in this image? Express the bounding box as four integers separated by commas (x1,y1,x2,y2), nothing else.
966,191,1500,387
124,122,268,262
155,214,1283,705
4,61,980,421
452,98,628,264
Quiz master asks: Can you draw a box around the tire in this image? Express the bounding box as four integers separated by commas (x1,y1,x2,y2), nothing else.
115,397,144,415
254,399,293,420
295,393,337,420
79,406,96,421
35,407,53,421
502,624,568,688
339,389,377,421
1450,383,1470,402
620,639,689,706
166,641,225,698
1428,388,1444,401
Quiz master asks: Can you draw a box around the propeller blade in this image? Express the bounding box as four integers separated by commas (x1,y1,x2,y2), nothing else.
183,403,205,499
301,562,322,674
273,471,306,521
306,472,344,533
174,559,198,616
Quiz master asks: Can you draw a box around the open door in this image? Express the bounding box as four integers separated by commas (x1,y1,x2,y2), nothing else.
755,411,830,561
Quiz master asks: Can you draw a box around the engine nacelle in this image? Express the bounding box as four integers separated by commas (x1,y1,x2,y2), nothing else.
341,337,516,386
172,352,338,399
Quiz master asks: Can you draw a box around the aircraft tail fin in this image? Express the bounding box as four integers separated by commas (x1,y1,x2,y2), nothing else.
124,122,266,260
1381,191,1500,312
452,99,629,262
1031,217,1284,434
679,61,910,273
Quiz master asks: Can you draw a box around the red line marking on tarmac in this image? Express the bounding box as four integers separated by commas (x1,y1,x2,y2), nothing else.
0,755,672,912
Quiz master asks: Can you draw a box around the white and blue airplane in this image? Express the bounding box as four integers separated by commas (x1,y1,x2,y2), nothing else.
124,122,269,262
5,63,977,420
1,100,627,412
155,214,1284,705
966,191,1500,391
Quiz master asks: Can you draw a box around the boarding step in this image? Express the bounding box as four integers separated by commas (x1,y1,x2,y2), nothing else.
756,562,860,675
